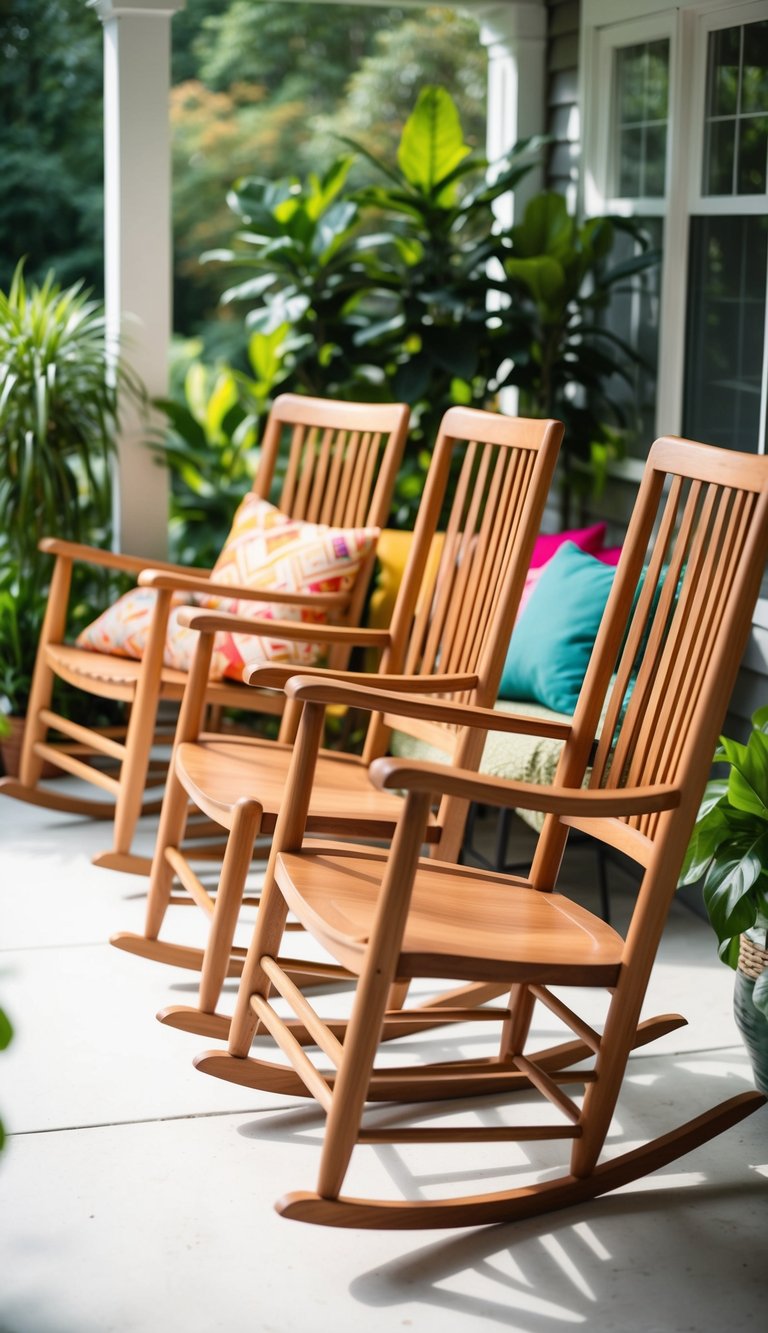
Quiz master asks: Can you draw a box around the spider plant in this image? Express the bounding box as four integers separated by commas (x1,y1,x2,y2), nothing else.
0,262,142,714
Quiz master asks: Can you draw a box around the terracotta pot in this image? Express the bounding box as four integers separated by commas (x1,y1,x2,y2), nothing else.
0,716,62,780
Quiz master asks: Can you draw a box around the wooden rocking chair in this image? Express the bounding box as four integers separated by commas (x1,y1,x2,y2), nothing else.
110,408,564,1036
0,395,409,874
194,435,768,1230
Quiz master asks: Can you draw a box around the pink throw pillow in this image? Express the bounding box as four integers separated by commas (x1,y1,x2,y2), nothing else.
596,545,623,566
529,522,606,569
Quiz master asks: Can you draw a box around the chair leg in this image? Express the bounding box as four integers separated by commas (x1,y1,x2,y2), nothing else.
19,554,74,788
198,799,263,1014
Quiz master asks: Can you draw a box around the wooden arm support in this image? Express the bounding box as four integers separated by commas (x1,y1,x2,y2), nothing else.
245,664,481,694
175,606,393,647
369,756,682,819
38,537,211,578
139,568,350,610
282,676,573,737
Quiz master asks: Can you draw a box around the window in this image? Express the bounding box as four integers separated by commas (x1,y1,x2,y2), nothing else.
583,1,768,456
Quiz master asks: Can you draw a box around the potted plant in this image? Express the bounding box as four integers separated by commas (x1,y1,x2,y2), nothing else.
679,705,768,1092
0,262,140,765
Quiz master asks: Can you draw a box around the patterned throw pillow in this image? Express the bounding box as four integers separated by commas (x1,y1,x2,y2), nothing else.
76,496,379,682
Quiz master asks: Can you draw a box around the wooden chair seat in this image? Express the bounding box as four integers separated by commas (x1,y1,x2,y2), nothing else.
174,737,436,839
275,844,624,983
45,644,190,701
1,395,410,871
45,644,289,715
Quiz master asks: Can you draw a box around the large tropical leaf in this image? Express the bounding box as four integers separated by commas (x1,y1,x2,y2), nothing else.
397,86,471,196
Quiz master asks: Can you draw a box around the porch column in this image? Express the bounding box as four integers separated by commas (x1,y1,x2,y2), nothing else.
475,1,547,225
93,0,184,559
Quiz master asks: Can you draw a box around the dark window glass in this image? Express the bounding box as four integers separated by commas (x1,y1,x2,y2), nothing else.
683,215,768,451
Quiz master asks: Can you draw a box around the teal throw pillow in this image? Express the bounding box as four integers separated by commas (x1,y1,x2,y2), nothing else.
500,542,616,712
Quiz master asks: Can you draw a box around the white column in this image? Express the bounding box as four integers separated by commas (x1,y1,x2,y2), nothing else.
93,0,184,559
475,2,547,225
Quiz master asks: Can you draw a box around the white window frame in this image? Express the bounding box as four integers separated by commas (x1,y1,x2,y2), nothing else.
581,0,768,447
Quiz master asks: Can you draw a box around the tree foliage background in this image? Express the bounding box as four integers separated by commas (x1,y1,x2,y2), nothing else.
0,1,485,335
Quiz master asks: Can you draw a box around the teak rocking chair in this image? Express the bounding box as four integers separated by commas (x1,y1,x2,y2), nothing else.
195,435,768,1230
0,395,409,874
110,408,564,1037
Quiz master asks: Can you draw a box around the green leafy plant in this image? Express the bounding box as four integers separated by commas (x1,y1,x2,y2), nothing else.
497,192,657,521
0,261,141,715
0,998,10,1154
185,86,655,527
153,327,290,566
205,156,383,400
679,705,768,1019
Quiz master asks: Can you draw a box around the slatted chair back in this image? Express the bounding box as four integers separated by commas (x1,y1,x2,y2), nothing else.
533,437,768,912
251,394,409,671
361,408,564,780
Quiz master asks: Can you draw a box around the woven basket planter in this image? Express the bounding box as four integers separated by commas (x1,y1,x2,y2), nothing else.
734,928,768,1095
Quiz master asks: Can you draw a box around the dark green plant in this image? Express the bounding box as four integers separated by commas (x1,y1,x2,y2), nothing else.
205,155,388,400
0,262,142,714
0,998,11,1154
497,192,657,521
187,86,655,527
679,705,768,1019
153,327,290,565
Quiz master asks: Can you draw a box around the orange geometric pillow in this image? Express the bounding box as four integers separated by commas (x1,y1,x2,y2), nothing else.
76,496,379,682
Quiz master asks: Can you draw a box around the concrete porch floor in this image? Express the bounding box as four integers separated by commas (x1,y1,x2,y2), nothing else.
0,792,766,1333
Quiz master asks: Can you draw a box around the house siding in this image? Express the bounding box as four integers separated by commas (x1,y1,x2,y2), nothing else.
541,0,767,747
546,0,580,199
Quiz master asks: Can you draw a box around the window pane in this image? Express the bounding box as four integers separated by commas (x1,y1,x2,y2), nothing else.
705,118,736,194
618,127,643,196
703,20,768,197
683,216,768,452
613,40,669,198
738,114,768,192
599,217,663,459
707,25,741,116
743,20,768,113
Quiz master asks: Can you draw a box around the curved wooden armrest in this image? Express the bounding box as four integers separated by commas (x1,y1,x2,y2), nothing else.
245,664,480,693
38,537,211,578
139,567,349,610
283,676,573,738
174,606,392,646
369,756,681,818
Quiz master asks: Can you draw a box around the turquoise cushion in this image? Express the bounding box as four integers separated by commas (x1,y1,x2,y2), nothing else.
500,542,616,712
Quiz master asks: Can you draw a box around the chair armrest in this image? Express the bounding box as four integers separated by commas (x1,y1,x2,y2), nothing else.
38,537,211,579
139,567,349,610
369,756,681,818
174,606,393,647
245,664,480,694
282,676,573,738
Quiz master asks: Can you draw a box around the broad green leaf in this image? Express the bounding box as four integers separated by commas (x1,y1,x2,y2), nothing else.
718,734,749,768
204,372,239,443
753,704,768,733
0,1007,12,1050
248,325,289,385
678,805,729,885
512,192,573,260
694,777,729,820
728,729,768,819
702,832,768,941
505,256,564,306
397,86,471,195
